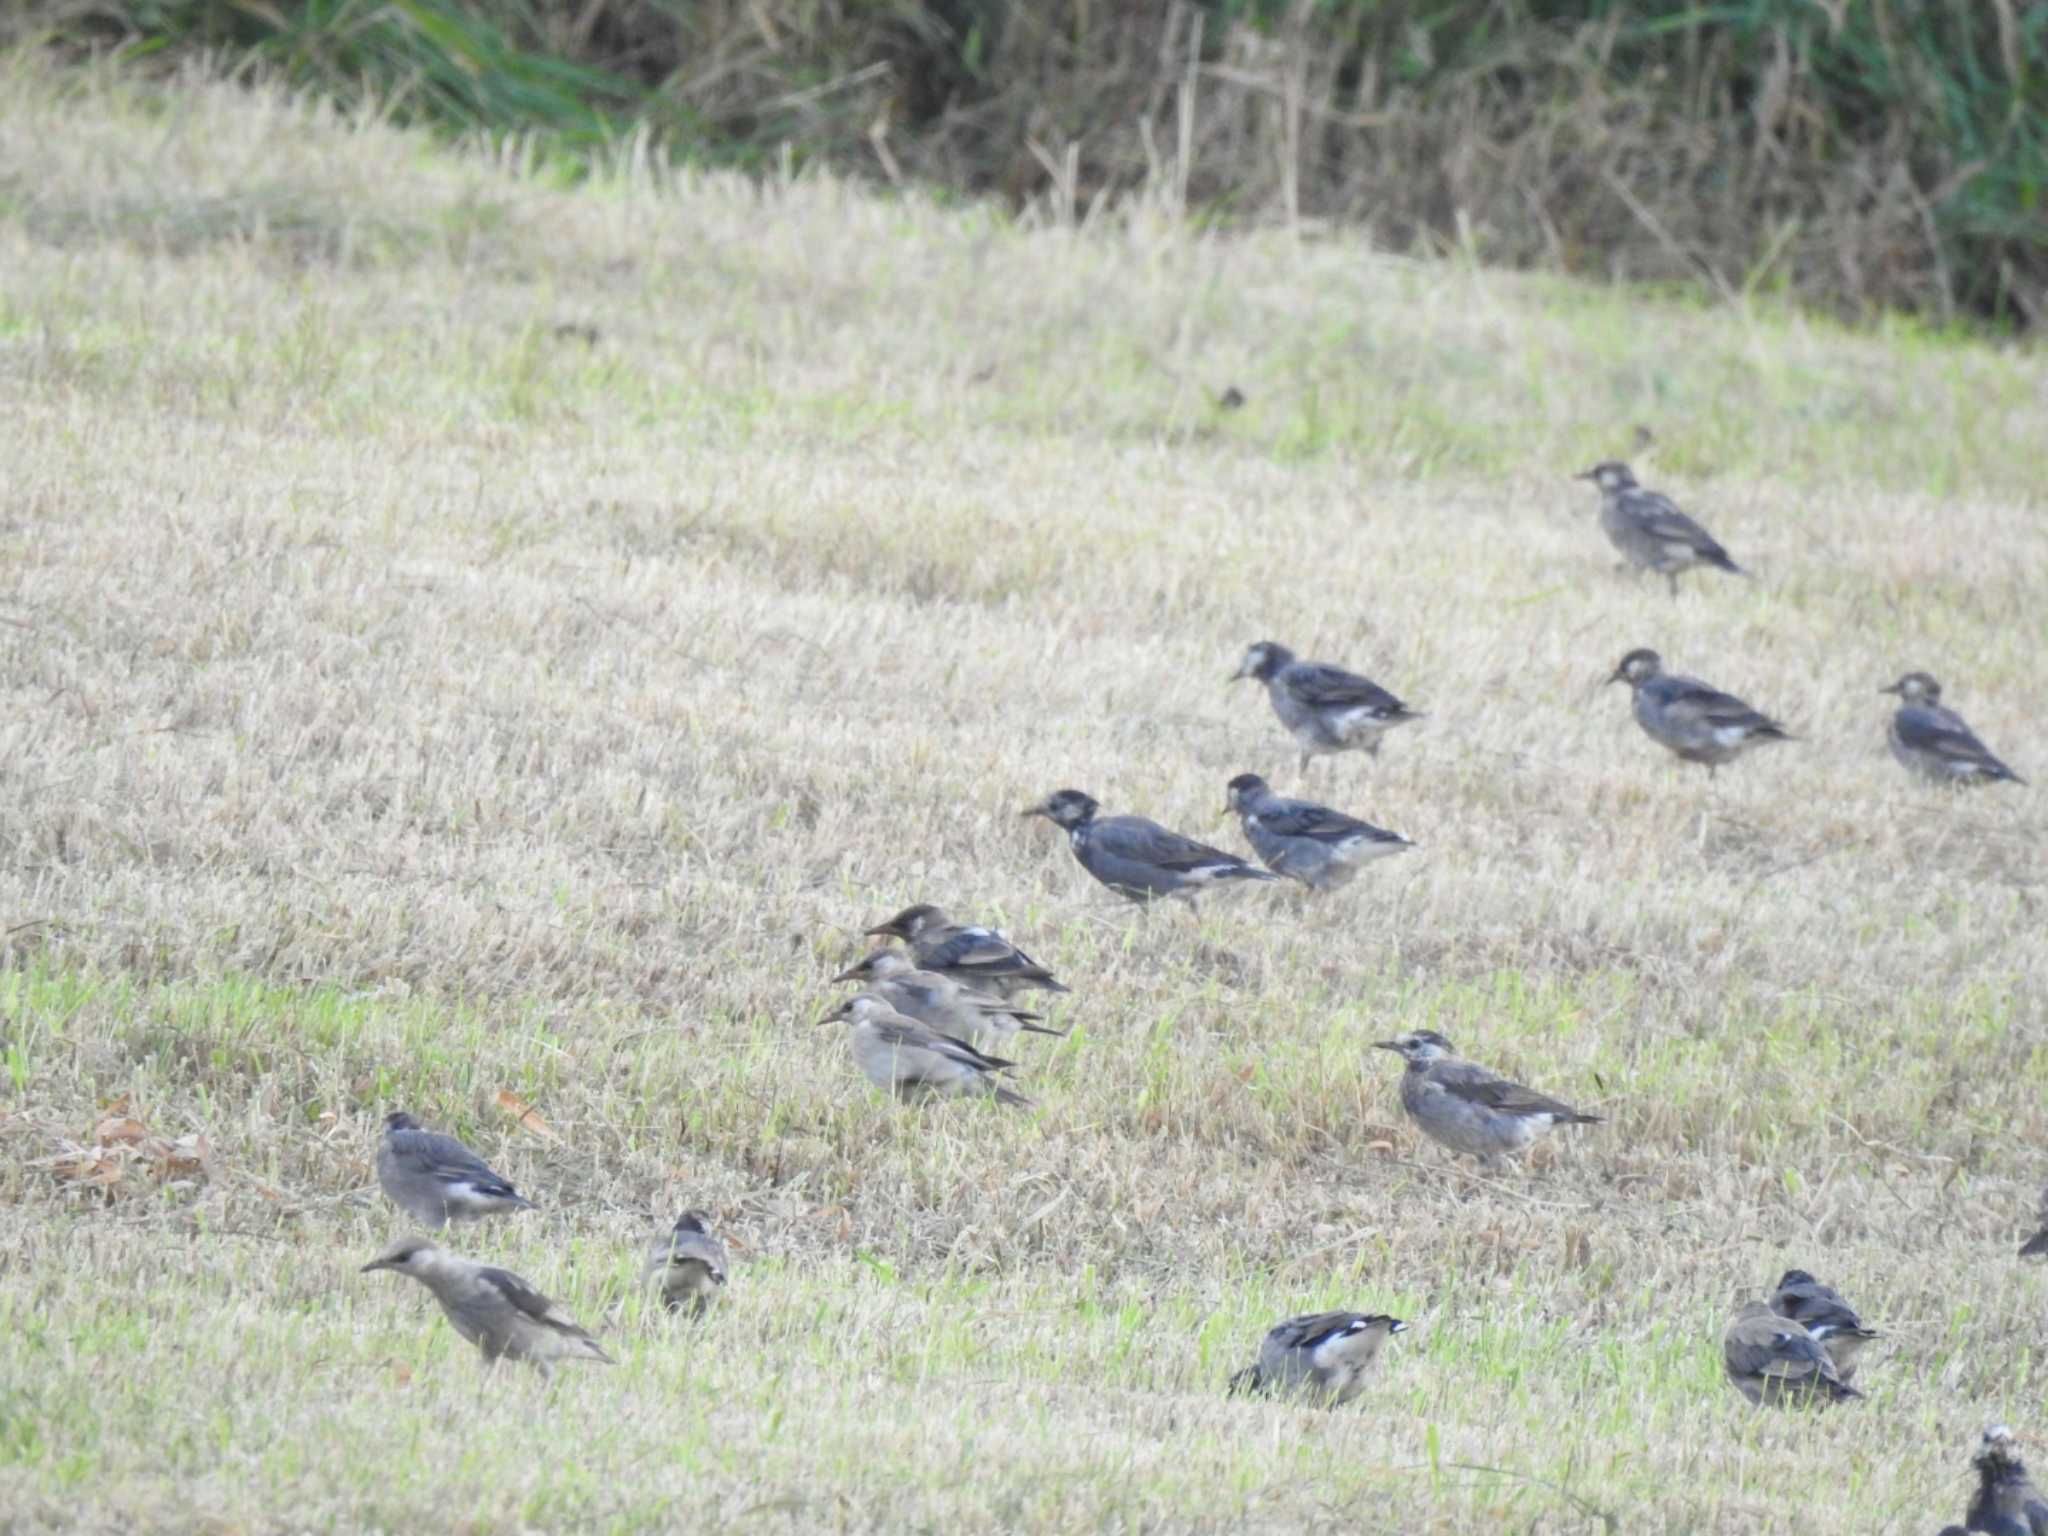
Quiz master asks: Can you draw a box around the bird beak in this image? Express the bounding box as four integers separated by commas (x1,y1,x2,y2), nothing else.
1371,1039,1404,1053
1573,467,1597,481
828,963,865,984
360,1258,391,1274
1603,667,1626,686
1019,802,1051,820
1877,683,1901,695
815,1010,842,1027
1227,665,1246,683
861,922,897,938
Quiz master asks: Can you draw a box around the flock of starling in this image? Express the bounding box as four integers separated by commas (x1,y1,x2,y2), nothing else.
351,462,2031,1522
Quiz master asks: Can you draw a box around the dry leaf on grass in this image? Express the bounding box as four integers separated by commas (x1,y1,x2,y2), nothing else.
494,1090,555,1140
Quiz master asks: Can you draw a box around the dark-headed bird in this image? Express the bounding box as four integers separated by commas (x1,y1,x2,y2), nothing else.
375,1111,535,1230
1023,788,1280,903
1225,772,1412,891
1954,1424,2048,1535
1881,672,2024,787
1230,640,1422,773
645,1211,729,1318
1607,648,1791,774
1576,460,1745,595
862,904,1068,1000
1768,1269,1880,1383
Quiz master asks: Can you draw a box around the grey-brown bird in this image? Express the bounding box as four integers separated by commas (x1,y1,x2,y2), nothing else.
644,1211,728,1318
1722,1300,1859,1407
361,1237,612,1376
1576,460,1745,595
821,994,1031,1107
1881,672,2025,787
831,947,1062,1050
375,1111,535,1230
1228,1311,1408,1406
863,905,1068,1000
1768,1269,1879,1382
1954,1424,2048,1535
2020,1187,2048,1258
1607,648,1791,773
1373,1030,1600,1166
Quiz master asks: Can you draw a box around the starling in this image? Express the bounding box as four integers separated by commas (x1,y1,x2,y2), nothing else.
1881,673,2024,786
1230,640,1422,773
822,994,1031,1107
1229,1311,1408,1406
1373,1030,1600,1165
1576,461,1744,595
1022,788,1280,903
1607,648,1791,773
1768,1268,1880,1382
361,1237,611,1376
832,947,1061,1050
644,1211,729,1319
1959,1424,2048,1535
1722,1300,1859,1407
863,904,1068,1000
375,1111,535,1230
1224,771,1412,891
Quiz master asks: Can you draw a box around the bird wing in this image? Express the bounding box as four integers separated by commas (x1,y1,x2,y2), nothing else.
1656,678,1782,736
1726,1316,1830,1382
1284,663,1405,714
1097,815,1269,876
922,926,1057,982
1266,1311,1362,1353
1772,1278,1866,1336
868,1015,1016,1074
1432,1059,1593,1121
1896,706,2007,770
1625,489,1729,558
661,1230,728,1282
394,1130,521,1196
476,1266,598,1341
1249,798,1373,843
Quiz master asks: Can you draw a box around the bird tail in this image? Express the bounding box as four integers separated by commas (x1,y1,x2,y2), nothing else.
1017,1018,1070,1037
1705,549,1746,577
1226,866,1283,883
990,1081,1034,1108
1227,1365,1265,1397
2021,1227,2048,1258
1565,1111,1603,1125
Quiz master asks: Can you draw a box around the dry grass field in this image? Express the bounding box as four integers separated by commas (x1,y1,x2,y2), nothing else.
4,54,2048,1534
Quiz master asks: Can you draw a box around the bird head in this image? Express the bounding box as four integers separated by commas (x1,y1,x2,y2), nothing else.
361,1236,440,1275
1773,1268,1818,1291
672,1210,713,1236
1607,648,1663,688
832,948,915,985
1021,789,1100,830
1879,671,1941,704
381,1111,423,1135
1229,641,1293,684
817,994,889,1027
1373,1030,1454,1063
1574,461,1636,492
1224,772,1271,816
863,904,945,941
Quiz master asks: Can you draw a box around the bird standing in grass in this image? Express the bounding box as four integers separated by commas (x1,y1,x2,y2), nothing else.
1606,648,1791,774
1023,788,1280,903
361,1237,612,1377
1575,461,1745,595
644,1211,729,1319
1943,1424,2048,1535
1228,1312,1408,1405
1768,1269,1880,1384
821,994,1031,1107
1372,1030,1600,1166
1880,672,2025,786
375,1111,536,1229
1224,772,1412,891
1722,1300,1859,1407
832,947,1062,1050
863,904,1069,1000
1230,641,1422,774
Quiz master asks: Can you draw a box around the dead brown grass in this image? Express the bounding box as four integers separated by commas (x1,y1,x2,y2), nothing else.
0,56,2046,1535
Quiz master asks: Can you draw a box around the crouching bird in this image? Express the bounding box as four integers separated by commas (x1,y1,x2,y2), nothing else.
1229,1311,1407,1406
362,1237,612,1377
375,1111,536,1230
821,994,1032,1107
1722,1300,1858,1407
1768,1268,1880,1384
645,1211,729,1319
